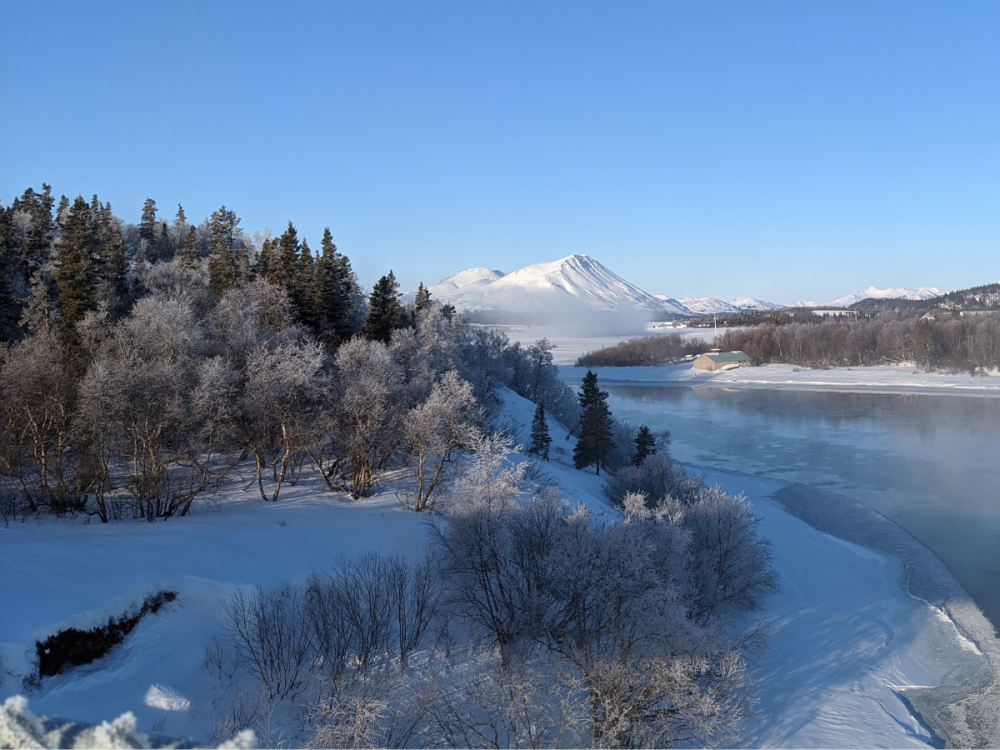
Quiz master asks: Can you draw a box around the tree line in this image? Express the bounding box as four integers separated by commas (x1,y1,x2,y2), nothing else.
577,312,1000,372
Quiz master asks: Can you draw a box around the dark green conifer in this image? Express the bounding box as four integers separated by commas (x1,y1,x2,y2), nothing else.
415,283,432,312
295,237,316,328
632,425,657,466
139,198,158,259
277,221,300,290
362,271,403,344
313,228,359,348
529,402,552,461
573,370,614,475
20,184,55,276
183,225,200,268
54,196,97,373
207,206,242,296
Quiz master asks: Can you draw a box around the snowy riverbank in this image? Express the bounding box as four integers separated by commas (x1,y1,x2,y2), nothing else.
1,389,994,746
562,361,1000,397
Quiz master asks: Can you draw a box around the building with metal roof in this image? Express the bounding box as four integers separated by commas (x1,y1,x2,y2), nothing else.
692,351,751,371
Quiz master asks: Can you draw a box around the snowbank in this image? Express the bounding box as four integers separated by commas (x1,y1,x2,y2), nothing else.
562,361,1000,397
1,388,994,747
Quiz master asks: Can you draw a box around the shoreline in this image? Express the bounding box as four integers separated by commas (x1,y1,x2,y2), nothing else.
764,481,1000,748
560,362,1000,399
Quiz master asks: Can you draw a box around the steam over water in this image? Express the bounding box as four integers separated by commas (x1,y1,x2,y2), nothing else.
605,385,1000,628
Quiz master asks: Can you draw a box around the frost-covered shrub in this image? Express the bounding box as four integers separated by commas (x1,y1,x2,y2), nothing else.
602,451,701,508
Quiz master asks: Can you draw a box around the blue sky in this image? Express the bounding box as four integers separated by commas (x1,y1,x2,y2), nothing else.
2,1,998,303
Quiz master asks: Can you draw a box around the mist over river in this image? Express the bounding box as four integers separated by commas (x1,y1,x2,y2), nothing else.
603,384,1000,629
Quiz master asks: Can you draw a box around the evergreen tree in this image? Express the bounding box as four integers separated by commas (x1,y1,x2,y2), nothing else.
20,184,55,277
256,236,277,280
182,225,200,268
0,205,23,341
207,206,242,296
362,270,403,344
53,196,97,373
573,370,614,475
295,237,316,328
175,204,186,225
96,201,129,315
529,402,552,460
313,227,359,348
139,197,158,260
277,221,300,289
415,282,432,312
633,425,657,466
159,220,174,260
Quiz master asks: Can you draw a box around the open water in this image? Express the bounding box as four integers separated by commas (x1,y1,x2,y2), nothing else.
605,384,1000,629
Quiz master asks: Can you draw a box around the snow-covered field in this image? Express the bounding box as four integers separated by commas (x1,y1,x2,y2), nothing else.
0,389,994,747
562,361,1000,397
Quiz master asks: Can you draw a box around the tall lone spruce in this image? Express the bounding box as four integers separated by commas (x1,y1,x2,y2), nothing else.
529,402,552,461
573,370,613,475
362,270,403,344
313,227,359,348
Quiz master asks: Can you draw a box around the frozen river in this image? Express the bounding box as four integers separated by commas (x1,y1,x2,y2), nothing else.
603,383,1000,629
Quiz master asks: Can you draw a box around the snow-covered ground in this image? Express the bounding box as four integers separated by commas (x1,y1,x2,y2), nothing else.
562,361,1000,397
1,389,994,747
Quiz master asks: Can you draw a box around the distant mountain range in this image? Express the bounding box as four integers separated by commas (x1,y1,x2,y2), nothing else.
790,285,943,308
409,255,956,322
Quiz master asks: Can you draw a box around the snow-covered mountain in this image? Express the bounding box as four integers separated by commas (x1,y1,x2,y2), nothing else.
728,297,784,312
670,296,784,315
676,297,739,315
790,286,943,308
425,254,680,321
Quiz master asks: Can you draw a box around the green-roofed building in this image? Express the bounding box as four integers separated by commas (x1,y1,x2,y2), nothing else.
693,350,751,371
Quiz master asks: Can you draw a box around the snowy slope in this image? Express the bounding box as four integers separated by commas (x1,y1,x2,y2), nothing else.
2,387,992,747
727,296,783,311
405,267,505,302
444,254,669,317
676,297,739,315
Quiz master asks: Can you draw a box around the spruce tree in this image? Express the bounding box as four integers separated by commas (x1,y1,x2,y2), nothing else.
362,271,403,344
139,198,158,260
573,370,614,475
207,206,242,296
415,282,432,312
0,205,23,341
313,227,360,348
529,402,552,460
53,196,97,373
277,221,300,290
183,225,200,268
295,237,316,328
20,184,55,277
96,201,129,315
633,425,657,466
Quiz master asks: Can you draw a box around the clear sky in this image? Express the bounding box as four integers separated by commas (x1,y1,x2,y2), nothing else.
2,1,998,303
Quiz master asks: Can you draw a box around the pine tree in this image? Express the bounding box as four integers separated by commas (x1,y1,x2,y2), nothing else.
207,206,242,296
362,271,403,344
183,225,200,268
633,425,657,466
529,402,552,460
53,196,97,373
573,370,613,475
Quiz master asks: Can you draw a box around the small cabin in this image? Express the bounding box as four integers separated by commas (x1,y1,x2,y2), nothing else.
692,350,751,371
